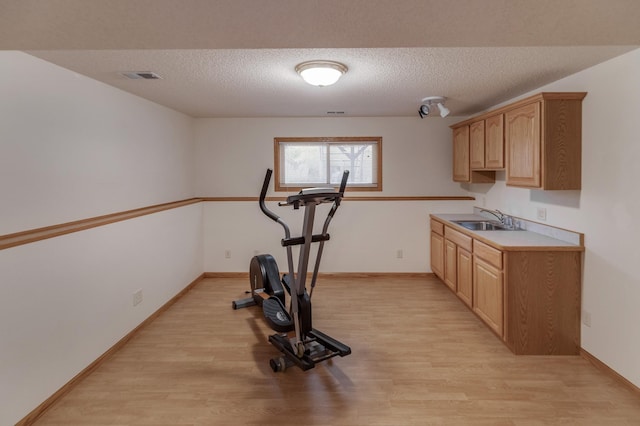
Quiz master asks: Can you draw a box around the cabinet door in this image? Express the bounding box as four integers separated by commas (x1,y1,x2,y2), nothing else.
506,102,541,187
444,239,457,291
485,114,504,169
473,257,504,337
469,121,485,169
430,232,444,279
456,247,473,307
452,126,470,182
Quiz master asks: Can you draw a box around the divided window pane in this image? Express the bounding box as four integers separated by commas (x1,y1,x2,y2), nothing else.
274,137,382,191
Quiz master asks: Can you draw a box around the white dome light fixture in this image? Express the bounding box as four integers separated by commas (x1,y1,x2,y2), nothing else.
419,96,450,118
295,60,348,87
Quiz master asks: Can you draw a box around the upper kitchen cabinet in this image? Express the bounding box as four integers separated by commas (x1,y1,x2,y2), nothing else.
505,93,586,189
484,114,504,169
451,92,586,190
469,115,504,170
469,120,485,169
453,126,470,182
452,125,495,183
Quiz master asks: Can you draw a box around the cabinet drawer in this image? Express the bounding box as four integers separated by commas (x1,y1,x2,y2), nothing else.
430,219,444,236
473,240,502,269
444,226,472,252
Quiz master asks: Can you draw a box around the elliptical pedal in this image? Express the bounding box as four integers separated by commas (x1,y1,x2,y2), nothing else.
262,297,294,333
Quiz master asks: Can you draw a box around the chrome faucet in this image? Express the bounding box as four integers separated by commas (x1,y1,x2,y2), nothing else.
479,208,510,226
478,208,521,229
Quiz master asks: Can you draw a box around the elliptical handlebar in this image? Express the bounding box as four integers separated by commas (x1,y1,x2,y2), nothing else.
337,170,349,202
259,169,280,222
260,169,349,220
325,170,349,222
339,170,349,193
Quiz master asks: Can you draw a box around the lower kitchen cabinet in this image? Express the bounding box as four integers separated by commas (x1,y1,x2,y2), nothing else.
472,239,504,336
473,257,504,336
456,247,473,307
429,216,582,355
430,232,444,279
443,239,457,291
430,220,444,280
505,250,581,355
443,225,473,296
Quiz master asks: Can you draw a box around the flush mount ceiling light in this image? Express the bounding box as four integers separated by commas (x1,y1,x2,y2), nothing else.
418,96,450,118
295,60,348,87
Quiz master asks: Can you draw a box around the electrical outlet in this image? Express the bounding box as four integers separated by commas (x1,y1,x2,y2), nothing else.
396,249,403,259
582,310,592,327
225,249,231,259
536,207,547,221
133,289,143,307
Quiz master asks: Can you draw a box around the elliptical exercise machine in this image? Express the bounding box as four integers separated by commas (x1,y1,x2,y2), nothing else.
232,168,351,372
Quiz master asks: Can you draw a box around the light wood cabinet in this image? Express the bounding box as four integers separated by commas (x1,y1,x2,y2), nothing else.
453,126,470,182
484,114,504,169
453,125,495,183
444,239,457,291
505,93,585,189
469,120,485,169
469,116,505,171
429,216,582,355
505,102,541,187
473,242,504,337
443,225,473,304
505,251,581,355
451,92,585,189
430,232,444,279
430,220,444,279
443,225,473,295
456,247,473,307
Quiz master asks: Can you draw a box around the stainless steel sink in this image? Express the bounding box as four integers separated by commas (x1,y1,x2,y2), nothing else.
452,220,513,231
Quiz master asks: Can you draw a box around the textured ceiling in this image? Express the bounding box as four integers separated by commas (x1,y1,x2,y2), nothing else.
2,0,639,117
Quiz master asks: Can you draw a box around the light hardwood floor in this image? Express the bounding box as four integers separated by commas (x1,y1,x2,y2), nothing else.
34,276,640,425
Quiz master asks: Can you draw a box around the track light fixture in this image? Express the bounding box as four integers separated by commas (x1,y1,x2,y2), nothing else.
418,96,450,118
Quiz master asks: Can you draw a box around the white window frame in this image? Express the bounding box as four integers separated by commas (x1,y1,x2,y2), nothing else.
274,137,382,192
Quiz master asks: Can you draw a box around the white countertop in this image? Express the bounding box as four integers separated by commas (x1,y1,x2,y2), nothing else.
431,213,584,251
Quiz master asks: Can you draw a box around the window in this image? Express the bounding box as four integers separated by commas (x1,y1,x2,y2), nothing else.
274,137,382,191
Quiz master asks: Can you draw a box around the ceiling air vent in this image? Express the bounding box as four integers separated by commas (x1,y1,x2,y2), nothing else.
120,71,162,80
326,111,345,115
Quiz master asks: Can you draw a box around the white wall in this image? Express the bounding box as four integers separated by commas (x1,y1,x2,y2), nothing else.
195,117,474,272
202,199,474,273
0,52,195,235
0,51,203,425
0,204,203,426
466,48,640,388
